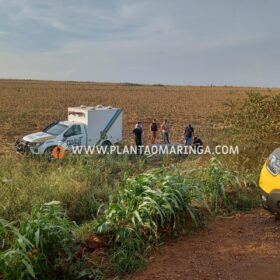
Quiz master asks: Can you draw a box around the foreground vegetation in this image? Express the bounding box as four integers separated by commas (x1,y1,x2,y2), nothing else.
0,158,258,279
0,155,151,222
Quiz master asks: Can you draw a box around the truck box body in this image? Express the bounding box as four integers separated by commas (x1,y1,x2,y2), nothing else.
68,105,123,146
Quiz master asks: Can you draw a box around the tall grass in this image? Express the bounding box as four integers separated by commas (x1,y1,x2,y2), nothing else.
185,158,258,214
0,154,148,222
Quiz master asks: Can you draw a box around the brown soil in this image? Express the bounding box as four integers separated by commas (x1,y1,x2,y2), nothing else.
131,208,280,280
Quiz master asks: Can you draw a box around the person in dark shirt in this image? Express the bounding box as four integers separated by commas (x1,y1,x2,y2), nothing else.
184,124,194,145
133,124,143,155
150,119,158,144
193,136,203,152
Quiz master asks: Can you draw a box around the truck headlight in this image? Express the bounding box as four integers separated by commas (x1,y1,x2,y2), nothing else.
30,142,43,148
267,150,280,175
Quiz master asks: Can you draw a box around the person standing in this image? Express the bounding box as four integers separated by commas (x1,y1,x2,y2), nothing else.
133,124,143,155
161,119,170,144
184,124,194,145
150,119,158,144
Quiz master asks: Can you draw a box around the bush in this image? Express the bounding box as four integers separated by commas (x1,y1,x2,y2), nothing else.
226,92,280,169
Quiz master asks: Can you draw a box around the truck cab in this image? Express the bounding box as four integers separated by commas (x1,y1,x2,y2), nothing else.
16,105,123,155
16,121,87,155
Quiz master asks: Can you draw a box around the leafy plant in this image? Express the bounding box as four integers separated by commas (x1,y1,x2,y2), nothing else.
0,202,79,280
94,169,205,275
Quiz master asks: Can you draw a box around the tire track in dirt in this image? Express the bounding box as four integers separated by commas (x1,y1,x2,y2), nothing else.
131,208,280,280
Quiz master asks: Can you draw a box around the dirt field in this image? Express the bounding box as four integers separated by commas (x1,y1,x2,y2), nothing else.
132,208,280,280
1,79,276,155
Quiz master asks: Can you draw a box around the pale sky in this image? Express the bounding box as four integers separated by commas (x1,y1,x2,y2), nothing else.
0,0,279,86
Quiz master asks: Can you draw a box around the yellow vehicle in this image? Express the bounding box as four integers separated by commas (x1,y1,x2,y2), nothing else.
259,148,280,214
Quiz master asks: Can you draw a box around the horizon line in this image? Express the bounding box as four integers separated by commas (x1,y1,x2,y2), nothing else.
0,78,279,90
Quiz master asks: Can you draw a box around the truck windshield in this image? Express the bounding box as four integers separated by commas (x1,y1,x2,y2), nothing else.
44,123,68,136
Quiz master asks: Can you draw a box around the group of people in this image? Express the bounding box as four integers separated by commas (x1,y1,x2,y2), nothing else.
132,119,203,153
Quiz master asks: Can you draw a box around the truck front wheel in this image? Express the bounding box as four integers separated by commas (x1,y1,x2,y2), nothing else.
43,146,57,160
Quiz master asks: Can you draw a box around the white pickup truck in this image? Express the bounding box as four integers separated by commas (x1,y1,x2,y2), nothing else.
15,105,123,155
